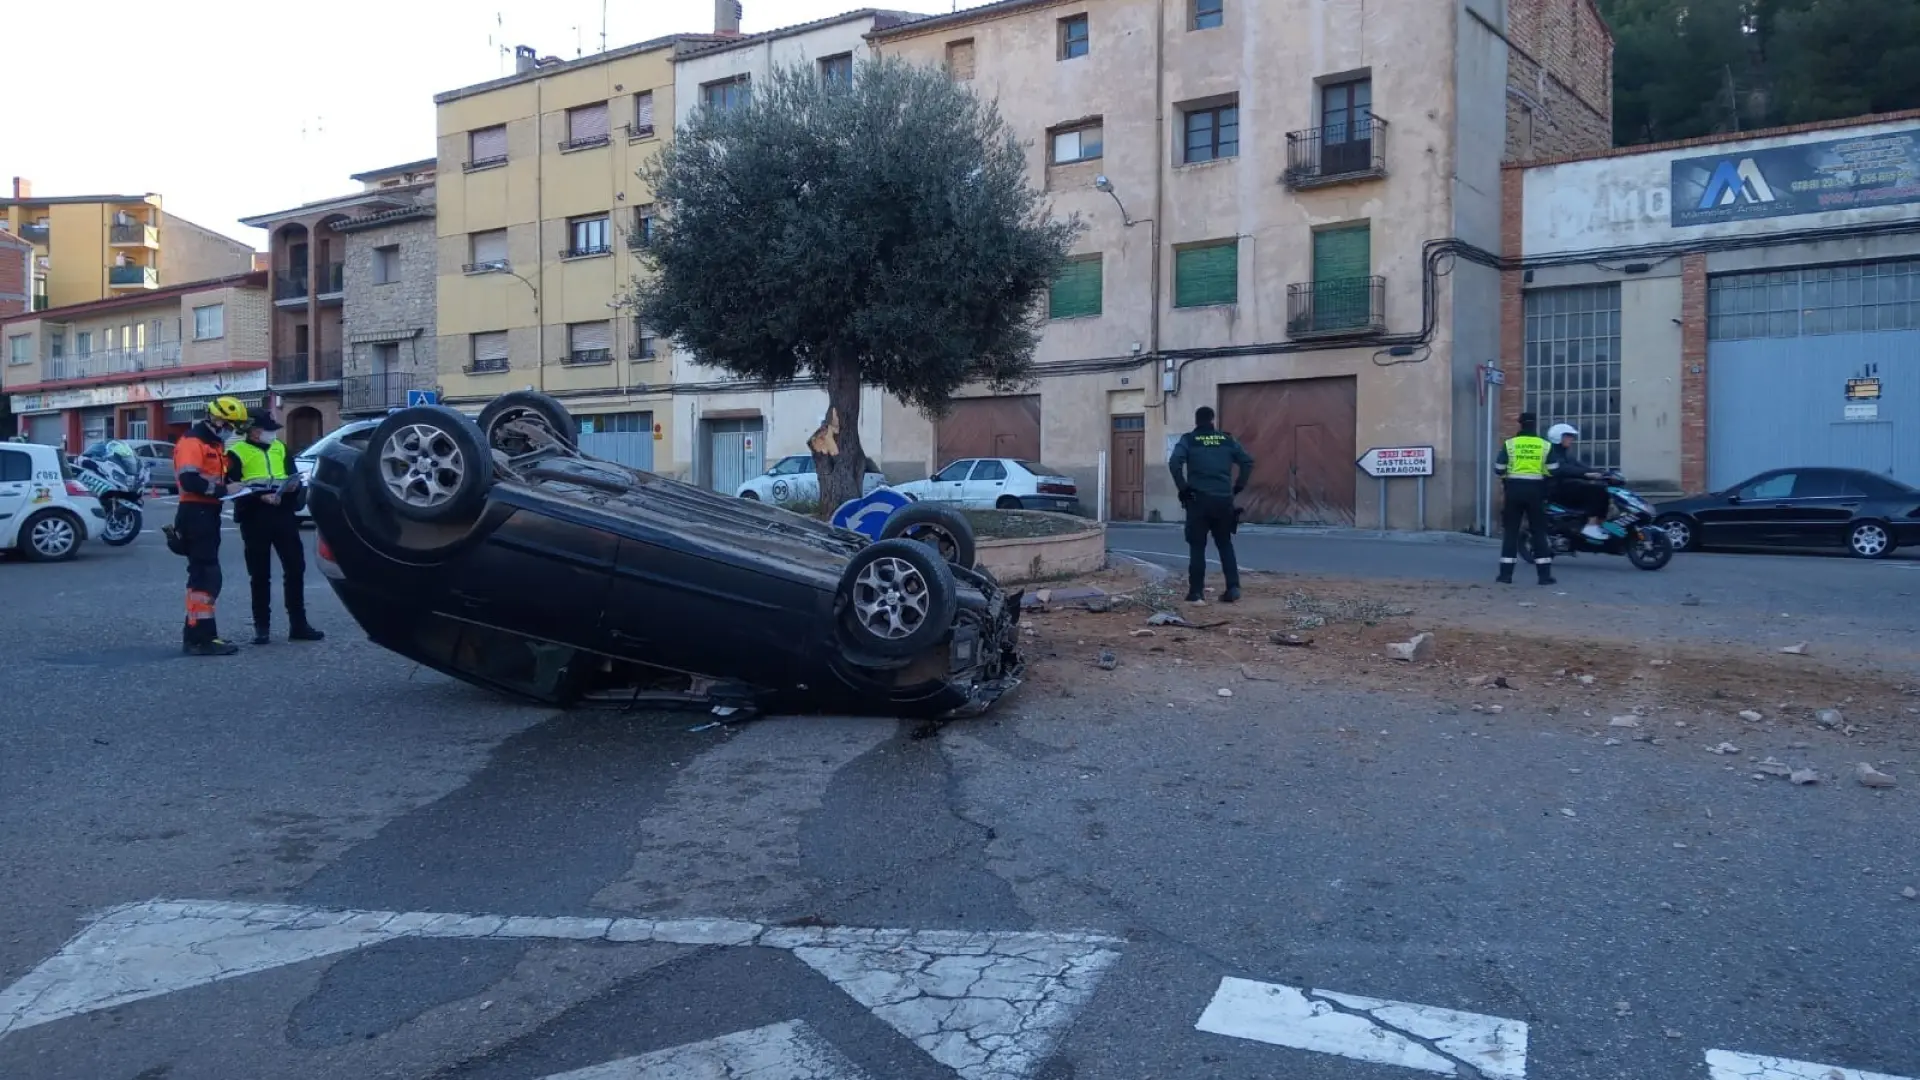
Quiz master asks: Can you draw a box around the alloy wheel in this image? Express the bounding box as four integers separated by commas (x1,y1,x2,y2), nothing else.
30,515,77,558
1851,522,1890,558
378,424,467,509
851,556,933,640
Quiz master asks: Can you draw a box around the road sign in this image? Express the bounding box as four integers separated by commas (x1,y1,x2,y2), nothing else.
405,389,439,408
830,487,911,541
1484,366,1505,386
1356,446,1435,478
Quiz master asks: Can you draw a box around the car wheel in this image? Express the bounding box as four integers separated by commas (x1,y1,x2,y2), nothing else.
879,502,977,570
363,405,495,524
477,390,577,457
1655,514,1698,552
20,510,82,562
1848,520,1894,559
995,495,1021,510
740,490,761,501
837,537,959,660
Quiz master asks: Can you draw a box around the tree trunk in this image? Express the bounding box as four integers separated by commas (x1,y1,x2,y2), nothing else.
809,357,867,518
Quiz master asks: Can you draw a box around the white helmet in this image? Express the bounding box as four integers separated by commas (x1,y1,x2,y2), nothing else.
1547,423,1580,442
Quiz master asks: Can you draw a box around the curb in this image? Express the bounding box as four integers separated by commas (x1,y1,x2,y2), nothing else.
1106,522,1499,547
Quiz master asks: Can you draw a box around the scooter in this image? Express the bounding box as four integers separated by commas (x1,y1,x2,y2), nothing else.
1520,470,1674,571
72,441,152,547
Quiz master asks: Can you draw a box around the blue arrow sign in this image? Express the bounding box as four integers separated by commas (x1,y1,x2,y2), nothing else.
830,487,911,541
405,389,439,408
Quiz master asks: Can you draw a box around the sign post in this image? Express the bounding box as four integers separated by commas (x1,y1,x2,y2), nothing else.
1356,445,1436,532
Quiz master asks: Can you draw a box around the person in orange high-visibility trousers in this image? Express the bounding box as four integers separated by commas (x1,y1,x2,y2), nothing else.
171,396,250,655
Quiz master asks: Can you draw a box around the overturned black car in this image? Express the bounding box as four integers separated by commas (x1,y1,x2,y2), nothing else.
306,391,1025,719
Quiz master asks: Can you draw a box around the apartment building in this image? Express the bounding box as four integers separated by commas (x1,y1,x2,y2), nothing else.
431,29,727,476
334,163,438,419
846,0,1611,530
0,229,29,319
0,178,257,310
1,272,270,449
240,161,437,451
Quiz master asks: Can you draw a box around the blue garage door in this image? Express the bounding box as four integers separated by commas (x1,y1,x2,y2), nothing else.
1706,256,1920,490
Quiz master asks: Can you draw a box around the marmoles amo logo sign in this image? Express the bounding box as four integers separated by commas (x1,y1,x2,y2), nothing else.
1697,158,1775,210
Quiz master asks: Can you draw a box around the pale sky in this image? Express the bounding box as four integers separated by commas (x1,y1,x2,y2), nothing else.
4,0,968,249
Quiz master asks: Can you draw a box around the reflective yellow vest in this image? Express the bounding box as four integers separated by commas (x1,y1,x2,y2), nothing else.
1504,435,1549,479
229,439,289,482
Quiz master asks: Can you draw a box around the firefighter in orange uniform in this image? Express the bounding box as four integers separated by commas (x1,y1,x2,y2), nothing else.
171,396,250,655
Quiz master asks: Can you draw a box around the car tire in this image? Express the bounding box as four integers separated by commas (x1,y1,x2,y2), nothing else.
879,502,977,570
995,495,1021,510
477,390,577,457
739,490,761,501
1848,520,1895,560
362,405,495,525
19,509,83,562
837,537,959,660
1655,514,1698,552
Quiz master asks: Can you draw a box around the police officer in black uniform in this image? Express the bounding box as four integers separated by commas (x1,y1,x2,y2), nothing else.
1493,411,1556,585
1168,406,1255,603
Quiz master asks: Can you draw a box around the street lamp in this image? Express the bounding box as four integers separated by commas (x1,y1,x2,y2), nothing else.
1094,175,1149,229
485,260,545,388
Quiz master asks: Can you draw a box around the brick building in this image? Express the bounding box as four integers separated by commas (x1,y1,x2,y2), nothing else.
1501,109,1920,504
334,171,437,419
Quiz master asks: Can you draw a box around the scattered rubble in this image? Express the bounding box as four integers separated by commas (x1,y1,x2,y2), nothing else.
1217,688,1233,698
1268,631,1314,648
1779,642,1811,656
1385,632,1436,662
1146,612,1190,628
1903,886,1916,900
1815,708,1845,728
1753,759,1794,778
1609,716,1642,729
1790,769,1820,785
1096,650,1117,671
1707,742,1740,754
1855,763,1897,789
1239,664,1284,682
1739,710,1765,723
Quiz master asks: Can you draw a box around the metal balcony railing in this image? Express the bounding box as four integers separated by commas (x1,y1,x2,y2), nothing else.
463,155,508,172
464,357,510,375
316,262,345,297
1283,116,1389,189
20,223,49,243
342,371,417,414
274,273,309,301
107,265,157,288
1285,276,1387,338
46,341,184,382
562,349,612,366
562,242,612,259
560,133,611,151
109,223,158,246
271,353,310,385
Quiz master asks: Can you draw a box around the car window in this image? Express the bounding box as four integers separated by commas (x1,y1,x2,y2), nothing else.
1790,471,1849,499
1016,461,1065,477
1847,472,1909,499
768,455,809,476
971,460,1008,481
934,460,973,482
0,448,29,482
1737,473,1795,501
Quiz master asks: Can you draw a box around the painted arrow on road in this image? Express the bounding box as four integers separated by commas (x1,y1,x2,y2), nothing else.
0,900,1123,1080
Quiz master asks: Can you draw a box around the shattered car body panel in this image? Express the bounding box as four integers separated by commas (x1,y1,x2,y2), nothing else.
306,403,1025,719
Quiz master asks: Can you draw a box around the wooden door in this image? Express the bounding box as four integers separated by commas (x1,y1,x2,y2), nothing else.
936,395,1041,469
1108,414,1145,521
1218,377,1358,526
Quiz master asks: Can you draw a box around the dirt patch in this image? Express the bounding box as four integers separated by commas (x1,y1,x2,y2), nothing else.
965,509,1092,540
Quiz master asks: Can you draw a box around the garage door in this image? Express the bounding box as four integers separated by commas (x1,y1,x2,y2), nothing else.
24,413,66,447
1217,376,1357,526
1707,258,1920,489
935,395,1041,469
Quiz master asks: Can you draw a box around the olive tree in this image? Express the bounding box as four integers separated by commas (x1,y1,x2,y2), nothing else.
630,54,1079,513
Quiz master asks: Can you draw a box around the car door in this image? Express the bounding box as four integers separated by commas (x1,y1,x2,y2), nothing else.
1770,469,1858,548
964,458,1010,507
0,447,32,548
1707,471,1796,547
443,503,618,651
927,459,973,503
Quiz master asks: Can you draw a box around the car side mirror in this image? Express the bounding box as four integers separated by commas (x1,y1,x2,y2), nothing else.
1726,494,1741,504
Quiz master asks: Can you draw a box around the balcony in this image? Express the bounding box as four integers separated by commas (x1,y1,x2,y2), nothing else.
20,223,48,243
561,349,612,367
107,265,158,289
559,134,611,152
1285,276,1387,339
274,273,309,305
271,349,344,387
32,293,49,312
46,341,184,382
316,262,345,303
1283,116,1389,189
110,222,159,247
342,371,418,415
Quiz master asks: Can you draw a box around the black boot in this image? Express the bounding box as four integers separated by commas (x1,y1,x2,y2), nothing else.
1221,586,1241,603
1496,563,1515,584
184,620,239,656
1537,563,1557,586
253,623,272,645
288,621,325,642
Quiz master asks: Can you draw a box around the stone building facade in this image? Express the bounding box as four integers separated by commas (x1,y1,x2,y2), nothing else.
336,190,438,418
1503,0,1613,163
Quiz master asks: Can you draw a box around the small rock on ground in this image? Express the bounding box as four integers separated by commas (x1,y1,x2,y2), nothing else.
1856,762,1898,789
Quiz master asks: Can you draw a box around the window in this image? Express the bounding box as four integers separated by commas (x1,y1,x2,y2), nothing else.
565,102,611,149
468,124,508,168
972,459,1008,481
1059,14,1089,59
632,318,659,360
1050,122,1103,164
1049,255,1103,319
48,330,63,358
1319,77,1374,174
567,215,611,257
469,229,509,270
1183,101,1239,163
702,76,750,114
372,245,400,284
469,331,510,373
192,304,225,340
0,448,30,482
6,334,29,365
820,53,853,88
945,39,976,80
633,205,656,246
1193,0,1224,29
934,460,974,482
566,321,613,364
631,91,656,139
1708,257,1920,340
1174,241,1238,307
576,411,650,435
1788,470,1850,499
1737,473,1795,501
75,331,92,356
1522,283,1622,472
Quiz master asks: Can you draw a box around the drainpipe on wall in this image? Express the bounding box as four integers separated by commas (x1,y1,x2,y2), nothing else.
536,76,548,392
1147,0,1167,417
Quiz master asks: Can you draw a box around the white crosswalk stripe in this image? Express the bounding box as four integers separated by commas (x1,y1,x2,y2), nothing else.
536,1021,869,1080
1196,977,1527,1078
1706,1049,1918,1080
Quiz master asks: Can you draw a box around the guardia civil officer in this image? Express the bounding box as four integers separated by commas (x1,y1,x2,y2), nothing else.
226,409,324,645
1493,411,1556,585
1168,405,1255,603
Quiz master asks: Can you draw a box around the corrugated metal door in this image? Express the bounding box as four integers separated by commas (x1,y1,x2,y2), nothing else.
705,418,764,493
577,411,654,472
25,414,65,446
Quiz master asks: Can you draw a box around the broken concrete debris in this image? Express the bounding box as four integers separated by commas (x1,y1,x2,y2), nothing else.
1146,611,1189,627
1856,762,1897,789
1754,759,1794,778
1815,708,1845,728
1609,716,1642,729
1789,768,1820,785
1707,742,1740,755
1096,650,1117,671
1778,641,1810,655
1739,710,1765,723
1385,632,1435,662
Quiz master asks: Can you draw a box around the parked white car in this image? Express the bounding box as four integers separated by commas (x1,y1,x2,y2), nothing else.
736,454,888,506
891,457,1082,513
0,441,106,561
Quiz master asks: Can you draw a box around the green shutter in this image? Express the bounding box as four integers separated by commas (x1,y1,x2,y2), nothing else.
1311,225,1371,329
1174,241,1238,308
1049,255,1103,318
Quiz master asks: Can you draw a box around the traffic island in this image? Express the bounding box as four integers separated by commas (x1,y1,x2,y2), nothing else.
965,510,1107,585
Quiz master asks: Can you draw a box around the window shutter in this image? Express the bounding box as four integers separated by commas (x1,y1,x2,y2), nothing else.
569,103,609,142
473,331,509,364
1312,224,1371,283
470,125,507,162
472,230,508,264
1174,242,1238,307
633,92,654,135
946,39,975,80
569,321,612,352
1049,256,1103,318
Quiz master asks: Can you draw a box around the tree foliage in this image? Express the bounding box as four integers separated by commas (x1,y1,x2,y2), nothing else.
630,54,1079,512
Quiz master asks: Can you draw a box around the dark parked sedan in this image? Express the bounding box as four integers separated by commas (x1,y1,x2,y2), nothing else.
306,391,1025,718
1653,467,1920,559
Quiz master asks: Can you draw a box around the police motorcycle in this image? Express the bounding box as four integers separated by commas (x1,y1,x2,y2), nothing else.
72,440,153,547
1518,469,1674,571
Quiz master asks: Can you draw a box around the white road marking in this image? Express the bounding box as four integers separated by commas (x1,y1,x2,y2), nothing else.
1109,547,1222,567
537,1020,869,1079
1706,1049,1917,1080
0,900,1121,1080
1195,977,1528,1078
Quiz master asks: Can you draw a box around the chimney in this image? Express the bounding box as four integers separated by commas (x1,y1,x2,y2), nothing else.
715,0,742,35
11,177,29,199
515,45,537,73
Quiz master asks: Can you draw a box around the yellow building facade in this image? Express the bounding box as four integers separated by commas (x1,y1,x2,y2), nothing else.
0,181,257,311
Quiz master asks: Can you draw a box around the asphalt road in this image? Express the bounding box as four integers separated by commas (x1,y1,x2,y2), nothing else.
2,522,1916,1080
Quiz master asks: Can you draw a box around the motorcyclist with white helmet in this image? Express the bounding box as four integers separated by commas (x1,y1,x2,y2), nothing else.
1546,423,1610,542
